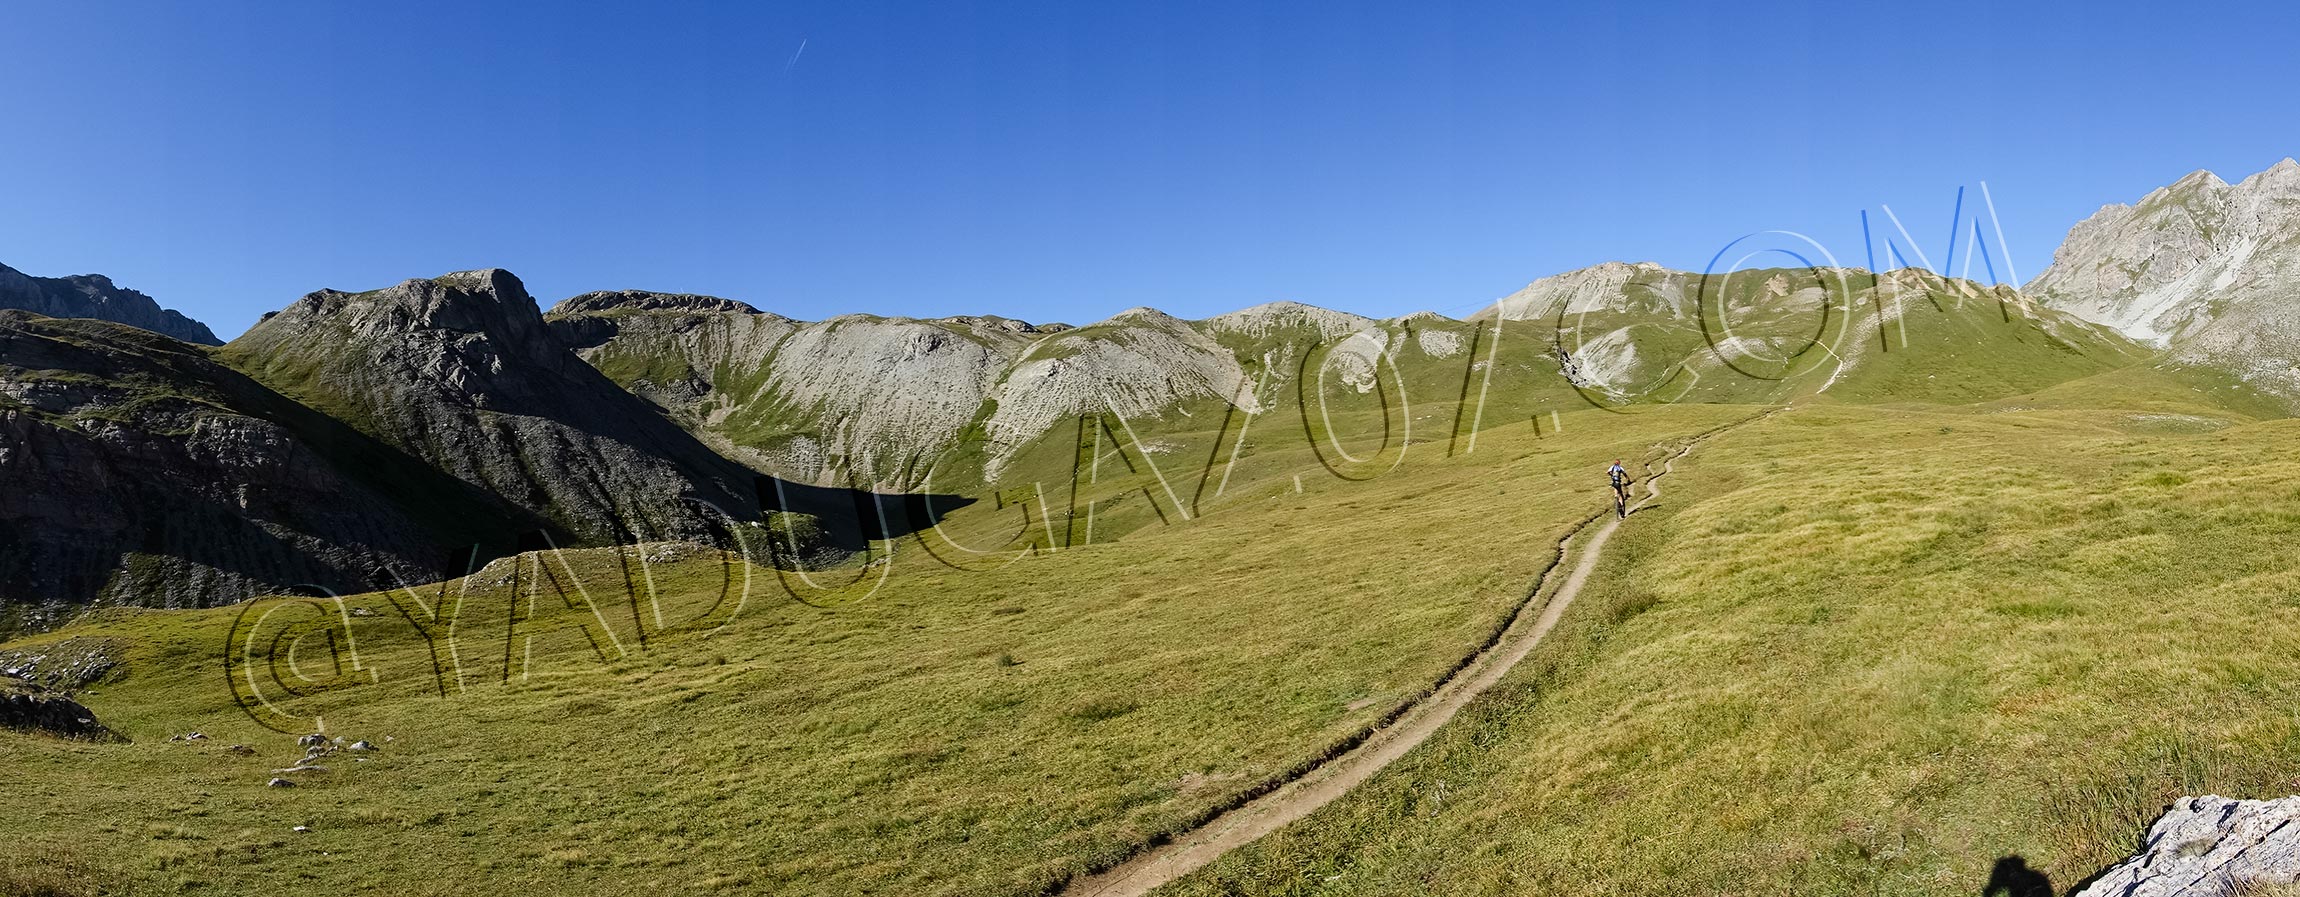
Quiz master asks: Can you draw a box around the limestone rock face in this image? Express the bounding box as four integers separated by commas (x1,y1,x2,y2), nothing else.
982,307,1254,478
1202,301,1377,342
2031,159,2300,396
0,262,220,345
1482,261,1700,322
222,270,763,546
2072,795,2300,897
548,294,1045,489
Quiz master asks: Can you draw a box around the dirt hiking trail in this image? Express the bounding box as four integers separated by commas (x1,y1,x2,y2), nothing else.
1059,413,1769,897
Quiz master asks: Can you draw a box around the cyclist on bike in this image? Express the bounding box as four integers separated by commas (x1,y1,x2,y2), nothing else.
1608,460,1630,517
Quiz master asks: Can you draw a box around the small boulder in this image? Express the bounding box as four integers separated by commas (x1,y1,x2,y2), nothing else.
296,733,327,748
347,740,376,752
2072,794,2300,896
0,680,116,740
266,778,296,788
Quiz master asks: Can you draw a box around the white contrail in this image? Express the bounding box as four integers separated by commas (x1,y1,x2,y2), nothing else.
785,38,807,71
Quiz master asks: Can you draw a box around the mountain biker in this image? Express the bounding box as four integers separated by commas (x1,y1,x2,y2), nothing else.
1608,460,1630,517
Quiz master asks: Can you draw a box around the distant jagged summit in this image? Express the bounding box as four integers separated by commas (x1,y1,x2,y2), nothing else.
553,289,766,316
935,314,1068,334
1204,301,1378,341
0,262,220,345
1478,261,1695,321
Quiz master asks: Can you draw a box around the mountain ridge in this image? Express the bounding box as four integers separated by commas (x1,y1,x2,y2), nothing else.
2030,157,2300,400
219,269,771,547
0,262,221,346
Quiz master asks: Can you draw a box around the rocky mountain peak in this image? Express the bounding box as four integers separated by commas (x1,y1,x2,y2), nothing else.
2031,160,2300,388
2237,156,2300,195
2168,168,2229,191
221,268,764,545
551,290,767,317
251,269,568,385
1107,306,1181,325
936,314,1066,334
0,262,221,346
1482,260,1691,321
1203,301,1378,340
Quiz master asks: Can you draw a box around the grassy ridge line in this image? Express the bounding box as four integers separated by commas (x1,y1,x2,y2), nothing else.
1057,408,1779,896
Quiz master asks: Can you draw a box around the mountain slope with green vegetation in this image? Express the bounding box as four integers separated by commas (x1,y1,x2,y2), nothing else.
8,356,2298,896
1168,369,2300,897
546,266,2137,531
6,245,2286,897
0,401,1747,896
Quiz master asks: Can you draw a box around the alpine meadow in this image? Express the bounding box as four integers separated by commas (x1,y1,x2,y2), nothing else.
13,6,2300,896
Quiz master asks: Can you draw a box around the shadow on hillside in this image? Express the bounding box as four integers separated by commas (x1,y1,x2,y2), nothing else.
754,476,975,552
1982,856,2056,897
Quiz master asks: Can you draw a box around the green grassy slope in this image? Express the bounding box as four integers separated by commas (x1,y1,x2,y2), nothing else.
0,402,1747,896
1165,368,2300,897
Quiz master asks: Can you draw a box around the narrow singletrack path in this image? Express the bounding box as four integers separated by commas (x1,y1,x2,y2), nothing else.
1058,411,1772,897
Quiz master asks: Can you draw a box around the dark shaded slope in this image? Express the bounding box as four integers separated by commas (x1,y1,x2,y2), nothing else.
0,312,529,630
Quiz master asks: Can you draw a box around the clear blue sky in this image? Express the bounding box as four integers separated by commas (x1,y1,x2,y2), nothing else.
5,1,2297,339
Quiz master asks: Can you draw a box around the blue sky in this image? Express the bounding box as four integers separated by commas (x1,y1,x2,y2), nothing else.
4,1,2298,339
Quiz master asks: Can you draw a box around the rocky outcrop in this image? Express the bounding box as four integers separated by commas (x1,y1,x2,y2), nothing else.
2072,795,2300,896
222,271,767,546
2031,159,2300,397
0,262,221,345
0,676,114,740
0,637,121,689
0,312,527,626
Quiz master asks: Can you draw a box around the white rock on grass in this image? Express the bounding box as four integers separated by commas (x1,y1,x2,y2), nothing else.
2071,794,2300,897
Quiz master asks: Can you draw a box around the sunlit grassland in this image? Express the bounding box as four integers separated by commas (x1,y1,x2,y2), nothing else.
1169,371,2300,897
0,398,1747,896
